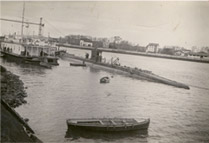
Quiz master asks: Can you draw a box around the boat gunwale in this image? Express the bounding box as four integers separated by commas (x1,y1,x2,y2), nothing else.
67,118,150,127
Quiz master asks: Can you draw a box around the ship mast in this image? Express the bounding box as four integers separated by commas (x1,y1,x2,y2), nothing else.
0,1,44,38
21,1,25,40
38,17,43,37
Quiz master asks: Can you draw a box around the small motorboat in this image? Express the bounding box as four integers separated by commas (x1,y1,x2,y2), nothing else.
70,62,86,67
100,76,110,83
66,118,150,132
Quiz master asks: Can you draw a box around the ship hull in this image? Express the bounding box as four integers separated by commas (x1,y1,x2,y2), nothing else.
1,51,26,62
61,53,190,89
1,51,58,68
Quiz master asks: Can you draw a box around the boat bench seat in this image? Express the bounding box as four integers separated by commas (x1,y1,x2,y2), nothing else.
99,120,104,125
110,120,117,125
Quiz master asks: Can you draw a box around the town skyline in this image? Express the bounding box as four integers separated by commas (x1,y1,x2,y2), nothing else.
1,1,209,49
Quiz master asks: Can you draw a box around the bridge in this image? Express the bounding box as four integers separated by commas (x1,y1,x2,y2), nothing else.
56,43,209,64
56,43,134,54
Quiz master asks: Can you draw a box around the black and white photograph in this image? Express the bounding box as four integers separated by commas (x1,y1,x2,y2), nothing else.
1,1,209,142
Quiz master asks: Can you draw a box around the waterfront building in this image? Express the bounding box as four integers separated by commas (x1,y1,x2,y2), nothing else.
174,50,185,56
146,43,159,53
80,38,93,47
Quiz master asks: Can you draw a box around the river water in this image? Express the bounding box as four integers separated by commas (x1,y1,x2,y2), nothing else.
1,50,209,143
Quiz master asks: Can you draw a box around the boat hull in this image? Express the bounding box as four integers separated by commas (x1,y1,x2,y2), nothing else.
1,51,25,62
1,51,58,68
65,125,148,139
67,118,150,132
68,123,149,132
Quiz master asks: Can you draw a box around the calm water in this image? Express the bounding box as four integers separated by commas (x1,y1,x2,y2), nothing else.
1,50,209,143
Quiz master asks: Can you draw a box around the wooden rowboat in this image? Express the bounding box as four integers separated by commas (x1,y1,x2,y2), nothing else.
66,118,150,132
70,63,86,67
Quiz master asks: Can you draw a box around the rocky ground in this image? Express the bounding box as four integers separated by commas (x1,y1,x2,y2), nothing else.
1,65,27,107
1,65,42,142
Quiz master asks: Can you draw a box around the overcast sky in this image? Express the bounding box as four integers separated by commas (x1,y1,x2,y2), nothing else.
1,1,209,48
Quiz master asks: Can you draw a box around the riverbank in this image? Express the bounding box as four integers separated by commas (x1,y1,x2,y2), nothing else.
1,65,42,142
1,65,27,107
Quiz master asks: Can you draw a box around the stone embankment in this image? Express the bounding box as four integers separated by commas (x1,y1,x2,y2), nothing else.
1,65,42,142
1,65,27,107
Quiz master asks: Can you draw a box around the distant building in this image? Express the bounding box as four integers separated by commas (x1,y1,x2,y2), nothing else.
80,38,93,47
174,50,185,56
200,47,209,54
181,49,191,56
189,51,208,58
191,46,199,53
0,36,5,41
146,43,159,53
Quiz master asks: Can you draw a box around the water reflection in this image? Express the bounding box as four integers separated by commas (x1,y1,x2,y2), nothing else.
65,128,148,142
89,66,101,73
1,58,47,75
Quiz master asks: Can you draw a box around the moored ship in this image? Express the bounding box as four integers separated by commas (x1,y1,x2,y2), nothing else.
0,35,59,68
0,2,59,68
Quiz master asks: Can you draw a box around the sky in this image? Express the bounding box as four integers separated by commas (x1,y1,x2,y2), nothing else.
1,1,209,48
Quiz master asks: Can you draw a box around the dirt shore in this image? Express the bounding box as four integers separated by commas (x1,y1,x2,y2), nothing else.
1,65,27,108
